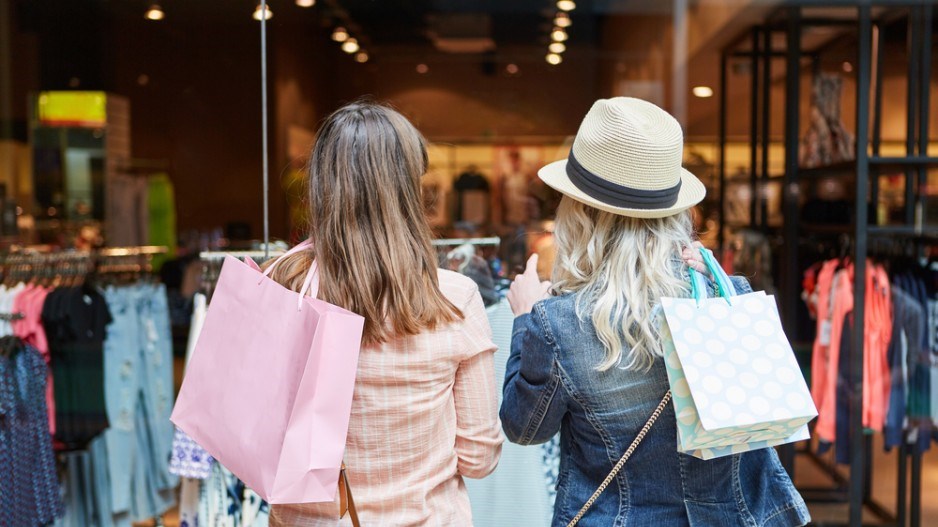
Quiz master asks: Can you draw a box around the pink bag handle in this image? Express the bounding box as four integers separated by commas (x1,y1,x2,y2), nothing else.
258,239,320,311
262,239,313,278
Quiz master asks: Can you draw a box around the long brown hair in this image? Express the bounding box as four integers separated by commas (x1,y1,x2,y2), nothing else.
265,101,462,345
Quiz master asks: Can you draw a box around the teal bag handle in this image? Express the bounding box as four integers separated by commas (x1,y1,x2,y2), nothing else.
687,248,737,306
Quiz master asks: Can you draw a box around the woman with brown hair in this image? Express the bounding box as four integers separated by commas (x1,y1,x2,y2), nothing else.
267,102,503,526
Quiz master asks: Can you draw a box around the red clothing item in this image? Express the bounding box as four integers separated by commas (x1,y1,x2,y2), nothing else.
863,265,892,432
12,285,54,434
815,268,854,443
810,260,840,416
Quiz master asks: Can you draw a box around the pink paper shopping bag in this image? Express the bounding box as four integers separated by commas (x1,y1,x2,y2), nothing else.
171,240,364,504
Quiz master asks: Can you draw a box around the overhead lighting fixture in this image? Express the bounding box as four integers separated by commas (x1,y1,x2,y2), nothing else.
506,63,519,75
551,28,568,42
692,86,714,98
144,3,164,21
546,53,562,65
355,51,369,63
253,3,272,21
296,0,316,6
548,42,566,54
416,63,429,74
341,38,360,54
842,61,853,72
554,13,571,28
557,0,576,12
332,27,349,42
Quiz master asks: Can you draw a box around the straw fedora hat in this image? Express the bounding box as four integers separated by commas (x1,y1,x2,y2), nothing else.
539,97,705,219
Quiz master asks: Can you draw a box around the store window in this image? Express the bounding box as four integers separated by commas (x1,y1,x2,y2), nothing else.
3,2,938,526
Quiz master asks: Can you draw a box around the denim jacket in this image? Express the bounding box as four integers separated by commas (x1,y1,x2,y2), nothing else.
500,276,810,527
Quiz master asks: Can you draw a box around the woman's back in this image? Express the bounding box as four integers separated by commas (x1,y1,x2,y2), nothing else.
502,281,809,526
270,270,502,526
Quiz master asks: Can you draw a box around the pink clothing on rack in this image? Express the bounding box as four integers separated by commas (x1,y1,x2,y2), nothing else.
13,285,55,434
815,268,854,444
269,270,503,527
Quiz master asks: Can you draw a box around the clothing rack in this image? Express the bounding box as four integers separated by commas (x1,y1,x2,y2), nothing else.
432,236,501,247
719,5,935,527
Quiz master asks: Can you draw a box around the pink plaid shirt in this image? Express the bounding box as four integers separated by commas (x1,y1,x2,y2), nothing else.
270,270,503,526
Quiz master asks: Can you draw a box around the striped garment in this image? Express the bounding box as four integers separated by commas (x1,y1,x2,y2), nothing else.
270,270,503,526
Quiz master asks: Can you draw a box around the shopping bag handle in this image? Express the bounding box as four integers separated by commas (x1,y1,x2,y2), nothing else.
687,247,737,306
258,239,320,310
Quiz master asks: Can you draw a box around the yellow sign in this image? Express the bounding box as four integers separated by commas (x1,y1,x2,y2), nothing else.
37,91,107,127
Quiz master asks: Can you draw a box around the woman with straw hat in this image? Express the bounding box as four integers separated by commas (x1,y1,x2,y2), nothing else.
501,97,809,527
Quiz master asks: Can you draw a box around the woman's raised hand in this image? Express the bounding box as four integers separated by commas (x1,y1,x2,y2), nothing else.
507,254,552,317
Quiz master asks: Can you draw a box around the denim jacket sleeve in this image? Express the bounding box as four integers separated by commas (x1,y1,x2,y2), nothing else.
499,303,567,445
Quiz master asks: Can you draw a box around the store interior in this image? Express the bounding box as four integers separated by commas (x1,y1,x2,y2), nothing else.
2,1,938,526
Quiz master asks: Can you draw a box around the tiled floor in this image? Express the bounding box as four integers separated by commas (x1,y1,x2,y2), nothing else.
139,437,938,527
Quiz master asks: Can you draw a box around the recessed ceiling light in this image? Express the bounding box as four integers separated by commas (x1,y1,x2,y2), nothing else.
692,86,714,98
416,63,429,74
332,27,349,42
506,63,519,74
296,0,315,6
548,42,566,54
554,13,571,28
546,53,562,65
355,51,369,63
842,61,853,72
341,38,360,54
557,0,576,12
145,4,164,20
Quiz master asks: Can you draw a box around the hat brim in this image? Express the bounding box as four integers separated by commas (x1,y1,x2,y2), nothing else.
538,159,706,219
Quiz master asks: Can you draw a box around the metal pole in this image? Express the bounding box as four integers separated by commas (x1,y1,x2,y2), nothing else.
916,4,931,235
870,23,883,216
749,29,759,229
760,26,771,232
898,439,908,527
849,5,872,526
782,8,800,374
261,1,270,259
718,51,728,253
905,7,920,226
911,7,932,527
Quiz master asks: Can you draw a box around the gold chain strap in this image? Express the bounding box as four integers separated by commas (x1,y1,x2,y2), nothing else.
565,390,673,527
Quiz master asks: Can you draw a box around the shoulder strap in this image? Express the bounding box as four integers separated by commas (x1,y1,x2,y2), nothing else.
565,391,673,527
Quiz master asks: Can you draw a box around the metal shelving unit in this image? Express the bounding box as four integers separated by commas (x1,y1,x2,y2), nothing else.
719,4,935,527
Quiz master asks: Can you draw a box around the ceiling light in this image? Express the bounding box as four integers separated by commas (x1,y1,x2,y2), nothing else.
296,0,316,6
253,3,272,21
842,61,853,72
557,0,576,12
341,38,360,54
355,51,369,63
144,4,164,21
551,28,568,42
546,53,562,65
548,42,566,54
692,86,714,98
506,63,519,75
332,27,349,42
554,13,571,28
416,63,429,74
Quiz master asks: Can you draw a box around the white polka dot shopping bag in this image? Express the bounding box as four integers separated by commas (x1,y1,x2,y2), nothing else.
660,249,817,460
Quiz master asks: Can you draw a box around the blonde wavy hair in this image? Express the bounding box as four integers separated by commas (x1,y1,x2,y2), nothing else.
264,101,462,345
551,196,694,371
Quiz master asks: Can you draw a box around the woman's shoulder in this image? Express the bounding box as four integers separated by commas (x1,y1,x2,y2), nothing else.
436,268,482,306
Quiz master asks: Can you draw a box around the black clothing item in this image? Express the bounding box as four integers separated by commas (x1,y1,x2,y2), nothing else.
42,287,112,450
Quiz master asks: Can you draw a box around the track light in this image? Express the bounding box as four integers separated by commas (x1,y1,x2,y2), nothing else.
557,0,576,12
253,3,272,21
549,42,566,54
554,13,571,28
341,38,360,54
332,27,349,42
355,51,369,63
546,53,562,65
296,0,316,6
551,28,568,42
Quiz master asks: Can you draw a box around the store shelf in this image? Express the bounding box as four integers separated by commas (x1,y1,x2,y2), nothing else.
791,157,938,180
